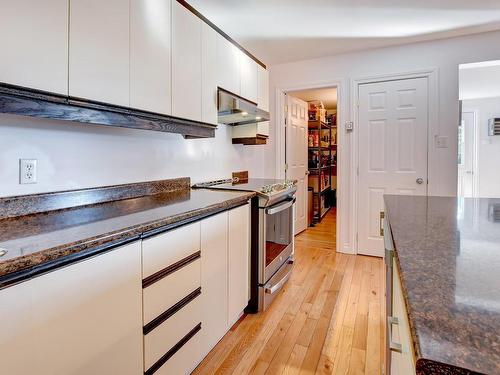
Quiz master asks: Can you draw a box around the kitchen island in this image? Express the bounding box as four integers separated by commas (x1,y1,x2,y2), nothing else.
384,195,500,375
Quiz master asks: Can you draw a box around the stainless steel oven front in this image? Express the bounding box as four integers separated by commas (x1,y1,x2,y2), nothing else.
258,196,295,310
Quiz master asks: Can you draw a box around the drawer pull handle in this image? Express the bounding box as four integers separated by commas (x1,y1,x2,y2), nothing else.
387,316,403,353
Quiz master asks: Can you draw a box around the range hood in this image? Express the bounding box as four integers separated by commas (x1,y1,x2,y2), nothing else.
218,88,270,126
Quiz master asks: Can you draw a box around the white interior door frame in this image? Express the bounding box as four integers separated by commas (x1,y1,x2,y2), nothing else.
459,109,480,197
274,78,353,254
351,68,439,254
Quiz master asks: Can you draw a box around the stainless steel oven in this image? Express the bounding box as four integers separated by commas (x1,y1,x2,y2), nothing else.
258,196,295,310
192,177,297,312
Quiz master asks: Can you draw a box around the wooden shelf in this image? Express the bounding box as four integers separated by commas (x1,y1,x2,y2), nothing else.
308,120,330,129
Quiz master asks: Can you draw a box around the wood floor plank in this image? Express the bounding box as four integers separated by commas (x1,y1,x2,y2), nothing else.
282,344,308,375
265,310,309,374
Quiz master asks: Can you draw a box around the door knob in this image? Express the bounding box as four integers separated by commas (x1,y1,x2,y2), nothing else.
416,178,424,185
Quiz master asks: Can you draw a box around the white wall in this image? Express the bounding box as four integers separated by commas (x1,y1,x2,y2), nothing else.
268,29,500,195
462,97,500,198
460,62,500,100
0,114,267,197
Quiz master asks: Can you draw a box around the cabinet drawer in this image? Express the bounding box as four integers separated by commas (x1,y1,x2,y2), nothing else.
143,258,201,324
144,292,201,370
151,326,201,375
142,222,200,278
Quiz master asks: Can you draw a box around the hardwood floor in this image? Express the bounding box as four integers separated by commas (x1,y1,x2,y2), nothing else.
194,209,386,375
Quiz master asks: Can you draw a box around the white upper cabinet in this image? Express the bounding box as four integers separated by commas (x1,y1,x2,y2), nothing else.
202,23,218,125
130,0,172,115
172,1,202,122
0,0,68,94
216,34,241,95
69,0,130,106
240,53,258,103
257,65,269,111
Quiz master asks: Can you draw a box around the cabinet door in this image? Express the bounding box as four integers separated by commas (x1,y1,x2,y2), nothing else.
240,53,258,103
0,242,143,375
202,23,218,125
216,34,240,95
257,65,269,111
200,211,228,357
391,258,416,375
172,1,202,121
228,203,251,326
69,0,130,106
0,0,68,94
130,0,171,114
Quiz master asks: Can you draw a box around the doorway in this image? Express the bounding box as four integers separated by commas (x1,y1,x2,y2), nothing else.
458,60,500,198
285,87,339,235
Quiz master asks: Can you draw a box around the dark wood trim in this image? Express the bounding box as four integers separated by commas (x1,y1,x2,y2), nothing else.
144,322,202,375
176,0,266,69
232,134,268,145
0,83,216,138
142,251,201,288
143,287,201,335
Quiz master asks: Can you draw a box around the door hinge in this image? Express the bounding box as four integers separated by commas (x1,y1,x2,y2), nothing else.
285,105,288,113
379,211,385,237
284,163,289,171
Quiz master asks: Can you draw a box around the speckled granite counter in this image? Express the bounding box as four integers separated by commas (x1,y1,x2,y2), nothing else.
384,195,500,375
0,178,255,288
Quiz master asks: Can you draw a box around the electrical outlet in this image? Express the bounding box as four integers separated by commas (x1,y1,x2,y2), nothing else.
19,159,37,184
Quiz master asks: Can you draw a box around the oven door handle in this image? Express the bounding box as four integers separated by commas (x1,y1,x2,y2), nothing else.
265,260,294,295
265,197,296,215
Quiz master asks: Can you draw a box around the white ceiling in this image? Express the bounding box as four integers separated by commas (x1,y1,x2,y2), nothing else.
459,60,500,100
187,0,500,65
290,87,337,109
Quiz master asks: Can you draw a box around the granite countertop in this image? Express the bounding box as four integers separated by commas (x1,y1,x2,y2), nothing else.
0,178,255,288
384,195,500,375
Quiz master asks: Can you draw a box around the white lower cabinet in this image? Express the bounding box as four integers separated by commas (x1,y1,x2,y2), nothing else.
228,204,251,326
200,210,229,357
390,258,416,375
0,203,251,375
0,242,143,375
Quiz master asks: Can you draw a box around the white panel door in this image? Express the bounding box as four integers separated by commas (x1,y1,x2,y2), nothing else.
130,0,172,114
287,95,309,234
0,242,143,375
69,0,130,106
358,77,428,257
172,1,202,121
0,0,68,94
200,211,228,357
